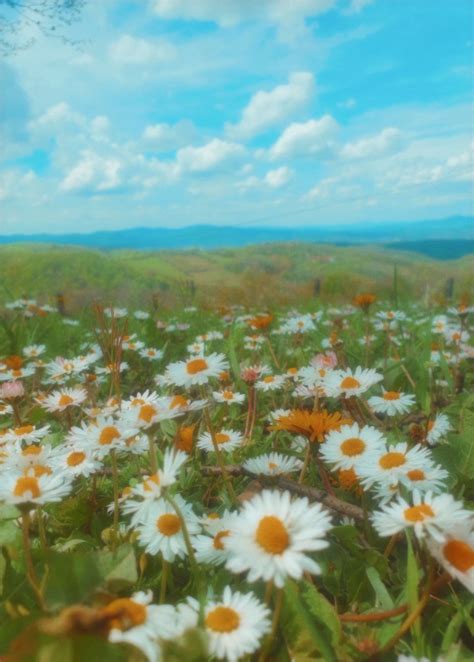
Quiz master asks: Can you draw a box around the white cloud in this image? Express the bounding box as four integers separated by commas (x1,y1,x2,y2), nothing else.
60,151,122,192
345,0,375,14
270,115,339,159
152,0,337,27
143,120,196,151
264,166,293,188
340,127,403,160
227,72,315,139
109,35,176,64
176,138,245,172
30,102,82,128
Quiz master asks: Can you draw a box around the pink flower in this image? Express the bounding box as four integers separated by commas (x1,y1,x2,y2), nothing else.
311,351,338,370
241,364,270,383
0,381,25,400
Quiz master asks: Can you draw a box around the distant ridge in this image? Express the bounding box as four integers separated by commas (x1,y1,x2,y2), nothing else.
0,216,472,255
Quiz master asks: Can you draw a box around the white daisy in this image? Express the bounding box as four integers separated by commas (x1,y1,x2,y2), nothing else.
225,490,332,588
0,468,72,505
323,367,383,398
320,423,386,471
372,491,472,541
203,587,271,662
197,429,244,453
368,389,416,416
426,413,452,445
213,390,246,405
165,353,229,387
243,452,303,476
426,525,474,593
40,387,87,412
254,375,286,392
193,511,236,566
136,496,200,561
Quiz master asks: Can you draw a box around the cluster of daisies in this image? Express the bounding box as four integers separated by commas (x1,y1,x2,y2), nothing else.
0,296,472,661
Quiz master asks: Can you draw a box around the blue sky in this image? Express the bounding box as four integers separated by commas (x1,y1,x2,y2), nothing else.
0,0,472,233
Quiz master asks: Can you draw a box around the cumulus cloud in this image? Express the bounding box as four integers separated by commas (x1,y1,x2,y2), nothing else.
340,127,403,160
227,72,315,140
143,120,196,151
269,115,339,159
176,138,245,172
264,166,293,188
152,0,337,27
109,35,176,64
60,151,122,193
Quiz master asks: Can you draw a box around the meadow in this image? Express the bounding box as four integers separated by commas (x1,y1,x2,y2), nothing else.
0,262,473,661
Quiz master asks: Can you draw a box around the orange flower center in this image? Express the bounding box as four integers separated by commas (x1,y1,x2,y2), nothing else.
67,451,86,467
15,425,34,436
383,391,400,401
223,390,234,400
340,376,361,390
340,437,366,456
404,504,435,522
407,469,425,481
263,375,275,383
58,394,74,407
215,432,230,445
205,606,240,633
31,464,52,477
156,513,181,536
139,404,157,423
98,426,120,445
213,530,230,550
255,515,289,554
443,539,474,572
143,474,160,491
186,358,208,374
170,395,188,409
379,452,406,469
22,444,41,455
102,598,147,631
13,476,41,498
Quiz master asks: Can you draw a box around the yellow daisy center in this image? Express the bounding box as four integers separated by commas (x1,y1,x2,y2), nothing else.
383,391,400,401
404,504,435,522
213,530,230,550
255,515,289,554
379,451,406,469
156,513,181,536
443,539,474,572
186,358,208,374
215,432,230,445
98,426,120,445
406,469,425,481
340,437,366,456
139,404,157,423
67,451,86,467
14,476,41,498
58,394,74,407
206,606,240,633
340,376,361,390
15,425,34,436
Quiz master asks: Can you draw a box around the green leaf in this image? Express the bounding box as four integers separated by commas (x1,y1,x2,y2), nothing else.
44,551,102,609
301,581,341,646
95,543,138,590
405,533,421,645
285,581,336,662
366,567,394,610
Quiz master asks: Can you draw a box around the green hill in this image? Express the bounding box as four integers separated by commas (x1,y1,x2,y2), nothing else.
1,242,472,310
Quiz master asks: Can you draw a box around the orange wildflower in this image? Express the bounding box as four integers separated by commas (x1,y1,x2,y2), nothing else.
354,293,376,311
271,408,351,444
175,424,196,453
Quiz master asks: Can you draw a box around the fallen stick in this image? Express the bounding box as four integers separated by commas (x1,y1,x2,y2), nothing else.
202,464,365,521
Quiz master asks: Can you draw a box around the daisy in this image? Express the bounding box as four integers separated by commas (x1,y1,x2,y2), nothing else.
426,413,451,445
4,424,51,444
0,366,35,382
358,442,433,489
105,591,177,662
243,452,303,476
398,464,449,494
0,468,72,504
426,525,474,593
193,511,235,566
0,402,13,417
197,429,244,453
165,353,229,387
320,423,386,471
372,491,472,541
54,446,102,478
324,367,383,398
136,496,200,561
368,389,416,416
133,310,150,320
68,416,138,459
203,587,271,662
23,344,46,359
139,347,164,361
225,490,332,587
213,390,245,405
254,374,286,392
40,387,87,412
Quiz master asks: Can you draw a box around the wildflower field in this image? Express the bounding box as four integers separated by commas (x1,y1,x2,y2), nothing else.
0,293,473,662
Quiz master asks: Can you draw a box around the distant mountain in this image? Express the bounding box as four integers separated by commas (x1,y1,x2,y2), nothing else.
0,216,472,253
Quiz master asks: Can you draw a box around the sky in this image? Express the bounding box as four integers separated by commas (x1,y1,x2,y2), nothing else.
0,0,473,234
